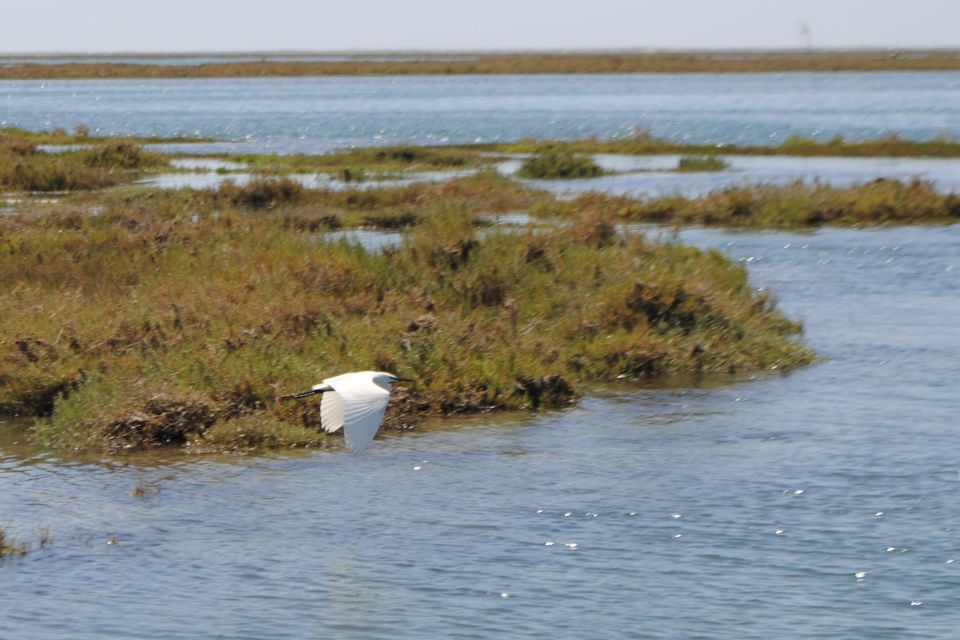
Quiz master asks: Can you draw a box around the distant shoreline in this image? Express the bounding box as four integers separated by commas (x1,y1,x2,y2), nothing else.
3,50,960,79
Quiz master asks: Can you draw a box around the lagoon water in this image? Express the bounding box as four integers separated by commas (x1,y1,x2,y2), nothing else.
2,223,959,639
2,72,960,637
3,72,960,151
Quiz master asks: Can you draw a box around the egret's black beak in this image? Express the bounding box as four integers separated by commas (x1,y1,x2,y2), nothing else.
280,389,323,401
391,376,415,383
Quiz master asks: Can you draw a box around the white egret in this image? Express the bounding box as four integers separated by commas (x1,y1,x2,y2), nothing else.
281,371,412,453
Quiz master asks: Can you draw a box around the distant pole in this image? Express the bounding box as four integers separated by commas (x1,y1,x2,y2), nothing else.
799,22,813,51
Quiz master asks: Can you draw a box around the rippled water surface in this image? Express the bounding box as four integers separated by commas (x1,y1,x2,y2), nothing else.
3,72,960,151
3,71,960,637
2,224,958,639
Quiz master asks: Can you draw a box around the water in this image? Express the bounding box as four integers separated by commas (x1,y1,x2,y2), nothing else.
139,154,960,194
3,72,960,152
3,71,960,636
2,224,958,639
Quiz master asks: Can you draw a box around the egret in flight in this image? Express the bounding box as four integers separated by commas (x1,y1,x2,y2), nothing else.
282,371,413,453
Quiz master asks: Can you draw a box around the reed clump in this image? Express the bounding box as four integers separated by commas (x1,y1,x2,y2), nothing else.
677,154,729,172
534,179,960,228
0,199,812,452
517,148,605,179
0,133,167,192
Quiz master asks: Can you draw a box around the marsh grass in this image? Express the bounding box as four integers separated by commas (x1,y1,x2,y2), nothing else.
218,176,304,208
0,193,812,452
534,179,960,228
224,145,484,176
677,154,730,172
0,126,211,146
517,148,606,179
4,51,960,79
500,133,960,159
0,132,168,192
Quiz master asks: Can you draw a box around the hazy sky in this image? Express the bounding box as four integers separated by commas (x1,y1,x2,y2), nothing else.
0,0,956,53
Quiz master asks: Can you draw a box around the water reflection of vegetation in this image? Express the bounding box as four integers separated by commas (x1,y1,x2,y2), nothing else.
0,528,28,558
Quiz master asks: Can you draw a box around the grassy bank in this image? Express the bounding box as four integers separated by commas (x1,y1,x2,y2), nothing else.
3,51,960,79
0,191,812,452
99,170,546,229
534,179,960,228
1,131,169,192
223,145,492,177
498,134,960,158
0,126,210,146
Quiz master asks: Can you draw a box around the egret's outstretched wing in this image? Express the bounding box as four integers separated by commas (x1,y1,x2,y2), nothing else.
320,391,345,434
325,374,391,453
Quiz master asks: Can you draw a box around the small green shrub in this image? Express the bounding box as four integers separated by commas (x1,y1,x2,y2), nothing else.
517,148,605,179
677,154,729,172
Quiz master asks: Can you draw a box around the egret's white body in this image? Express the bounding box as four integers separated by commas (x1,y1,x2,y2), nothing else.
285,371,409,453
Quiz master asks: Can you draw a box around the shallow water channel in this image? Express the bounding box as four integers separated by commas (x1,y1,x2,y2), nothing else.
2,223,958,638
140,153,960,197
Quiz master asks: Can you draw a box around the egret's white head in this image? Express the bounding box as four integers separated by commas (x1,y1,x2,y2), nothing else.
371,371,414,392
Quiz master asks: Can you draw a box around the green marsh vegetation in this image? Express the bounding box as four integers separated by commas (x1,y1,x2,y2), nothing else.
4,51,960,79
208,170,545,228
224,145,488,177
0,131,169,192
0,126,211,146
6,130,960,453
0,175,813,452
516,148,606,179
499,132,960,159
535,179,960,229
676,154,730,172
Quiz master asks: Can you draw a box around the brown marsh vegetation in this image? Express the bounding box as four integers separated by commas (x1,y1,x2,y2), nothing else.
6,131,960,453
498,133,960,158
0,131,169,191
0,173,813,452
4,51,960,79
534,178,960,228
